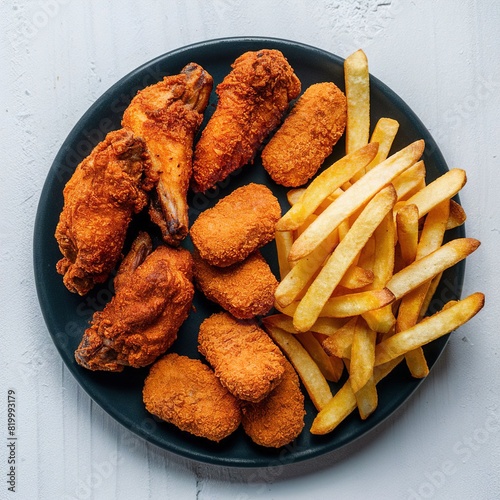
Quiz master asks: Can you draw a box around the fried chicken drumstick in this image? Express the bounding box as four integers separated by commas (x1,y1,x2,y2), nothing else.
55,129,155,295
122,63,213,245
75,232,194,371
192,49,301,192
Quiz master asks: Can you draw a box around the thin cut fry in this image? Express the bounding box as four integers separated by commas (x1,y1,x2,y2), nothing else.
393,160,426,201
349,318,377,393
296,332,341,382
289,140,424,262
447,200,466,229
355,376,378,419
293,186,397,331
366,117,399,171
275,230,294,279
375,292,485,365
396,204,419,265
321,317,357,359
264,324,333,411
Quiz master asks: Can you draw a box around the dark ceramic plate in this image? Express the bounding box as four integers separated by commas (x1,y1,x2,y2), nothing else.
34,37,465,467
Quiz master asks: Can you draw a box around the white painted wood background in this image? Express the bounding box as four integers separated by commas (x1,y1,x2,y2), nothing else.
1,1,499,498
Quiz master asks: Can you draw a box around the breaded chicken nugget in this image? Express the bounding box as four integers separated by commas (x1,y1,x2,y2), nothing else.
198,312,286,402
262,82,347,187
190,183,281,267
192,49,301,192
143,353,241,442
241,360,305,448
193,250,278,319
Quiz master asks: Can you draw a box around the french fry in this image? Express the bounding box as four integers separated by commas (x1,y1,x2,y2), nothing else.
355,376,378,419
321,317,357,359
296,332,341,382
264,324,333,411
275,230,294,279
396,204,419,266
310,356,403,435
393,160,426,201
339,264,374,289
345,49,370,156
288,140,424,262
293,186,397,331
349,318,376,393
276,143,378,231
366,117,400,171
386,238,480,300
287,188,305,206
402,168,467,219
375,292,485,365
447,200,466,229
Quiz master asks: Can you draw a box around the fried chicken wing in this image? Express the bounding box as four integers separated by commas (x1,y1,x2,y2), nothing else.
55,129,155,295
143,353,241,442
75,232,194,371
198,312,286,402
262,82,347,186
190,183,281,267
241,359,305,448
192,49,301,192
193,250,278,319
122,63,213,245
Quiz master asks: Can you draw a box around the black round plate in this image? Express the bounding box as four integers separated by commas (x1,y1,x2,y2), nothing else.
33,37,465,467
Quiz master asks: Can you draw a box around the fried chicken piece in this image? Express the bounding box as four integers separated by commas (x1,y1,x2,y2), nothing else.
75,232,194,371
190,183,281,267
193,250,278,319
143,353,241,442
241,359,305,448
192,49,301,192
198,312,286,402
55,129,155,295
122,63,213,246
262,82,347,187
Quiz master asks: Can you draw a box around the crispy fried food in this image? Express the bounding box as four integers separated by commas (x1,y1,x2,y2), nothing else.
143,353,241,442
55,129,155,295
262,82,347,187
122,63,213,246
192,49,301,192
193,250,278,319
75,232,194,371
198,312,287,402
190,183,281,267
241,360,305,448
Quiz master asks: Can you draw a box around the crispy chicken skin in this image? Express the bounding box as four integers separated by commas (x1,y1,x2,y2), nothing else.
193,250,278,319
192,49,301,192
198,312,287,403
143,353,241,442
122,63,213,245
190,183,281,267
262,82,347,187
241,360,305,448
55,129,155,295
75,232,194,372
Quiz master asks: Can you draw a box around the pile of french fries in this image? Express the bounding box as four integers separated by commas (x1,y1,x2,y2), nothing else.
263,49,485,435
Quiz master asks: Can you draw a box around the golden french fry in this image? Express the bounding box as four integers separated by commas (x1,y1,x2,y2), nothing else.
275,230,294,279
321,316,358,358
417,200,450,259
328,353,345,382
386,238,480,300
402,168,466,219
288,140,424,262
375,292,485,365
309,317,350,335
349,318,376,393
339,265,374,289
396,203,419,265
447,200,466,229
264,324,333,411
296,332,340,382
276,143,378,231
345,49,370,156
293,186,397,331
355,376,378,419
310,356,403,435
366,117,399,171
419,272,443,320
287,188,305,206
393,160,426,201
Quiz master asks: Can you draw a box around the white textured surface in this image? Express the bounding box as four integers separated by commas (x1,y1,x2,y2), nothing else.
1,1,499,499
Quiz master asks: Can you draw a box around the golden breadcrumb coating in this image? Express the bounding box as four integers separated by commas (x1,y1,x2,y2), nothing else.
193,250,278,319
241,360,305,448
262,82,347,187
198,312,286,403
190,183,281,267
143,353,241,442
192,49,301,192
